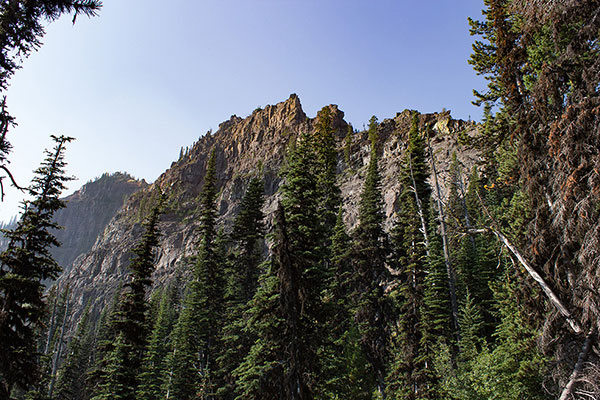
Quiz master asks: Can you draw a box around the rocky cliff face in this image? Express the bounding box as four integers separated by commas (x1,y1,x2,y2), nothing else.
51,172,147,275
59,94,482,322
0,172,146,275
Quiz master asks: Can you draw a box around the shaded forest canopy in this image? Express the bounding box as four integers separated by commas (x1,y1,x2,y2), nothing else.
0,0,599,399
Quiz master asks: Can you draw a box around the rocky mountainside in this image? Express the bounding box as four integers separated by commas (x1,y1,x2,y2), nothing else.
58,94,482,322
0,172,146,276
51,172,147,275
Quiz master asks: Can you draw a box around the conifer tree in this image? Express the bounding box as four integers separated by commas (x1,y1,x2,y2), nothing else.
233,207,286,400
236,133,327,399
86,288,121,396
278,132,328,399
166,149,225,400
387,112,432,399
313,106,341,235
353,116,390,398
136,283,180,400
91,193,163,400
321,207,373,399
0,135,74,399
218,176,265,399
229,177,265,303
414,203,454,399
344,124,353,167
53,304,95,400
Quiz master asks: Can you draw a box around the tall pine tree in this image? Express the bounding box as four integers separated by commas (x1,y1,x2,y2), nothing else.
217,176,265,399
166,149,225,400
91,192,163,400
387,112,432,399
353,116,390,398
0,135,74,399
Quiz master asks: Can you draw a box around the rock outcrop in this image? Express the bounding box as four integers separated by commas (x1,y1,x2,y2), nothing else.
51,172,147,274
58,94,482,323
0,172,146,275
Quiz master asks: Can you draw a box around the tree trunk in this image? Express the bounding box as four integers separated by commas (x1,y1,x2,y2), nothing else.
467,227,583,335
558,333,594,400
408,157,430,257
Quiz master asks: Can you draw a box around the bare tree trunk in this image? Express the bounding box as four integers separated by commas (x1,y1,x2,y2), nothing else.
408,157,430,257
467,227,583,335
427,134,460,340
558,333,594,400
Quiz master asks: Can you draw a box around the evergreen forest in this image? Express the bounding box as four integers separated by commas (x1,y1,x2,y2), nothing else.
1,1,599,399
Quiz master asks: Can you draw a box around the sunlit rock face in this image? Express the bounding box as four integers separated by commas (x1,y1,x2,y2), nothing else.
58,94,482,325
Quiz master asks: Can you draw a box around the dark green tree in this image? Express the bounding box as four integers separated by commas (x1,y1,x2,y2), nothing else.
313,106,341,235
344,124,353,167
166,149,225,400
321,207,373,399
217,176,265,399
278,132,328,399
236,132,328,399
53,303,95,400
387,112,432,399
0,135,74,399
136,283,181,400
232,206,286,400
91,193,163,400
228,177,265,303
353,115,390,398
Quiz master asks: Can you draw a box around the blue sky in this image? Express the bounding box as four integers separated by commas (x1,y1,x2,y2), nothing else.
1,0,487,222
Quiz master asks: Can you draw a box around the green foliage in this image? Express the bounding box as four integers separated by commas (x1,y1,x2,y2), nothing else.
217,176,265,398
91,195,163,400
353,117,390,397
166,149,225,400
463,272,547,400
53,304,95,400
0,135,74,398
136,284,180,400
279,132,329,398
344,124,353,166
233,260,284,400
314,106,342,235
387,112,433,399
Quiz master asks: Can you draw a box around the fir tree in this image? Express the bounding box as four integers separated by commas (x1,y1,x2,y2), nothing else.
136,283,180,400
233,257,284,400
166,149,225,400
313,106,341,235
229,177,265,303
217,176,265,399
278,132,328,399
53,303,95,400
387,112,432,399
344,124,353,167
353,115,390,398
414,202,454,399
0,135,74,399
91,193,163,400
233,204,289,400
321,207,372,399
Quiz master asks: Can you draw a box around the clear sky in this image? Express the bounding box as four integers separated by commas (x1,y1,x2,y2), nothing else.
1,0,487,223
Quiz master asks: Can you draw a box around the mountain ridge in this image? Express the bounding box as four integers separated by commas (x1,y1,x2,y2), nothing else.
57,94,482,325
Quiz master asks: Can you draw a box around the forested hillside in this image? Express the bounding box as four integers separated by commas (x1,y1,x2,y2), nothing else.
0,0,598,399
